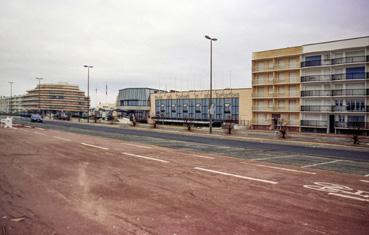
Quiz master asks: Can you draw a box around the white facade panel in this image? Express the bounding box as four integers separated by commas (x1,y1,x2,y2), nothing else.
303,37,369,54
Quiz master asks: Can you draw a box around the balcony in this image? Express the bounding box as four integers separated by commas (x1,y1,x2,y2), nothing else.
302,72,368,83
333,106,369,112
335,122,369,129
252,106,273,112
301,90,331,97
252,79,273,86
301,55,369,68
332,89,368,96
301,105,332,112
301,120,327,127
252,93,273,98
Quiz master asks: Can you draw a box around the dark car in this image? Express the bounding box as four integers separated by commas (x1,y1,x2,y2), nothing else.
30,114,43,123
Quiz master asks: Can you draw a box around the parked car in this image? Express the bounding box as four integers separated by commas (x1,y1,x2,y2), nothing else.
30,114,43,123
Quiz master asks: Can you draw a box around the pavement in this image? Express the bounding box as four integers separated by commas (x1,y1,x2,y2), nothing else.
0,126,369,234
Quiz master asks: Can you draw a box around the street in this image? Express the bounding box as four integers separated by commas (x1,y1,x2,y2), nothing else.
0,126,368,234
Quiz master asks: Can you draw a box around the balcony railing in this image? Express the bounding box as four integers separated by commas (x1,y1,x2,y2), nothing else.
301,105,332,112
252,93,273,98
301,120,327,127
301,90,331,97
332,89,368,96
301,72,368,82
252,106,273,112
335,122,369,129
301,55,369,68
301,89,369,97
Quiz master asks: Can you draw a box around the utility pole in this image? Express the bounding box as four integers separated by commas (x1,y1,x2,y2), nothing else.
8,82,13,114
35,77,43,114
205,35,217,134
84,65,93,123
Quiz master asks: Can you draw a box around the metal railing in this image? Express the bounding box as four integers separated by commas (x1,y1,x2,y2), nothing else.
335,121,369,129
332,89,367,96
301,120,327,127
301,55,369,68
301,105,332,112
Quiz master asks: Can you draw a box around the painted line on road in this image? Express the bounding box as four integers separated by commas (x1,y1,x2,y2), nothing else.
191,154,215,160
301,160,343,168
241,162,316,175
34,131,47,136
123,143,152,149
249,155,296,161
81,142,109,150
360,180,369,183
121,152,169,163
53,136,72,142
365,174,369,177
36,127,45,131
194,167,278,184
25,125,32,128
328,193,369,202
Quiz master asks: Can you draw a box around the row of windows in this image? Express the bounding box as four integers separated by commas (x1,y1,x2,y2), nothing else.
155,98,240,121
120,100,148,106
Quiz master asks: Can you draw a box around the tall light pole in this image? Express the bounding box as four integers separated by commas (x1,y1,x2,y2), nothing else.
8,82,13,115
35,77,43,114
84,65,93,123
205,35,217,134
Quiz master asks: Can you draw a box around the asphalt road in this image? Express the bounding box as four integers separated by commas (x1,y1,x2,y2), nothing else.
15,118,369,162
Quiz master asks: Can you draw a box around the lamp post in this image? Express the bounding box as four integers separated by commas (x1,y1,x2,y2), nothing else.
205,35,217,134
35,77,43,114
84,65,93,123
8,82,13,115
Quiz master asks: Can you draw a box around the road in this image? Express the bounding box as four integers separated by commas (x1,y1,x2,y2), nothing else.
16,118,369,161
1,127,369,234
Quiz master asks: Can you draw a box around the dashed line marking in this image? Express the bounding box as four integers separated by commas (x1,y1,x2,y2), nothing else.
121,152,169,163
25,125,32,128
365,174,369,177
249,155,296,161
191,154,215,160
34,131,47,136
241,162,316,175
301,160,343,168
360,180,369,183
123,143,152,149
81,142,109,150
194,167,278,184
36,127,45,130
53,136,72,142
328,193,369,202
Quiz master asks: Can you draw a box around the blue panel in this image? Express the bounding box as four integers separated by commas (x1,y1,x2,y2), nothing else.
346,67,365,79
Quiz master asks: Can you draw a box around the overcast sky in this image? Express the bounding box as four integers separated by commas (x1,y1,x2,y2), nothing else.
1,0,369,106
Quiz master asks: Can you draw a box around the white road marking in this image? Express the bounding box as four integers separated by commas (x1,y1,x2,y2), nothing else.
25,125,32,128
249,155,296,161
301,160,343,168
360,180,369,183
194,167,278,184
241,162,316,175
365,174,369,177
328,193,369,202
121,152,169,163
36,127,45,130
123,143,152,149
53,136,72,142
191,154,215,160
81,142,109,150
34,131,47,136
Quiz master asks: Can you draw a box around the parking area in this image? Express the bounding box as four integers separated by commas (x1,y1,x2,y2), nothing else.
1,126,369,234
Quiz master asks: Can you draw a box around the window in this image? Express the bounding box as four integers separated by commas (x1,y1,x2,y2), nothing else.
195,103,201,113
224,103,231,113
160,104,165,112
171,104,176,113
346,67,365,79
183,104,188,113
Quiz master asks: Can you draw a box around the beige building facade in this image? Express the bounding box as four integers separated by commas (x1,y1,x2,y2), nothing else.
252,46,302,131
22,83,88,114
150,88,252,126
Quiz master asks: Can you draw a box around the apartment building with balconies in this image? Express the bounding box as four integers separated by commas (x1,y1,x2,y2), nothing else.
300,36,369,134
252,46,302,131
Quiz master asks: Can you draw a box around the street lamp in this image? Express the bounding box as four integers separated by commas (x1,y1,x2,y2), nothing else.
35,77,43,114
83,65,93,123
8,82,13,115
205,35,217,134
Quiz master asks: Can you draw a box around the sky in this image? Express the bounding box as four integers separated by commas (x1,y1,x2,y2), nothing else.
1,0,369,106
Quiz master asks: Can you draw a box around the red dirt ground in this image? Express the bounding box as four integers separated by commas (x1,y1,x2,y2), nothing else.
0,127,368,235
